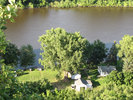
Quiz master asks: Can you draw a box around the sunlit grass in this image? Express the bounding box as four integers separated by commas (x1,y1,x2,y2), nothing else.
17,67,107,91
16,69,74,90
16,69,58,83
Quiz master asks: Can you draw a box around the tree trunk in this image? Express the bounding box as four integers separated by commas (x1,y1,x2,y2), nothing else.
63,71,69,82
25,66,26,71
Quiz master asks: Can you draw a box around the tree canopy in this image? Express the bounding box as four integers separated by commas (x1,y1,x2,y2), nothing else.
116,34,133,72
86,39,108,67
0,1,17,64
106,41,118,65
1,43,20,67
19,44,36,70
38,27,92,80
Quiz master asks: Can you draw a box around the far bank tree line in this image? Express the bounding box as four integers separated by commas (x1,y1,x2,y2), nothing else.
1,0,133,9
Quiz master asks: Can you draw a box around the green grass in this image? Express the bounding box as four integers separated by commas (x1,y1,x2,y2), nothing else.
16,69,58,83
16,69,75,90
17,67,108,91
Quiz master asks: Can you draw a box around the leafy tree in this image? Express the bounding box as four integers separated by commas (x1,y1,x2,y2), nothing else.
0,65,18,99
19,44,36,70
0,1,17,30
38,27,92,81
1,43,20,67
0,64,54,99
123,71,133,86
106,70,118,84
106,70,133,86
0,0,8,6
116,34,133,72
87,39,108,68
0,30,8,64
106,41,118,65
0,1,17,64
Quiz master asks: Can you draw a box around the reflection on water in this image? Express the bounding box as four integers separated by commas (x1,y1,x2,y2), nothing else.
5,7,133,68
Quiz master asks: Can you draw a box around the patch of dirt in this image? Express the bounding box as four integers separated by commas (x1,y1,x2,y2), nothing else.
52,82,64,90
51,80,71,90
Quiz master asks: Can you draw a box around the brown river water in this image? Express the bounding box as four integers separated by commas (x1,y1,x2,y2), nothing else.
5,7,133,68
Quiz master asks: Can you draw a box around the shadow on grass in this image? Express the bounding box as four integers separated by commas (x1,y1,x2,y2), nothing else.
17,72,29,77
51,78,74,90
91,78,100,88
24,72,29,75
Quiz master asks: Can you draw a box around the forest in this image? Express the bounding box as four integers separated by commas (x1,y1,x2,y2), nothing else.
1,0,133,9
0,1,133,100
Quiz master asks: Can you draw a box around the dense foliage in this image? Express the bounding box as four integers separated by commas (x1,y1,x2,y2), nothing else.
1,72,133,100
116,34,133,72
9,0,133,9
42,83,133,100
1,43,20,67
106,70,133,87
0,0,8,6
19,44,36,70
86,39,108,68
0,0,17,64
1,1,133,100
0,65,54,100
106,41,118,65
38,27,92,80
50,0,77,8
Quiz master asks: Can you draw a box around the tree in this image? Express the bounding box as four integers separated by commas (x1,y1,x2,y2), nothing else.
0,1,17,64
86,39,108,68
1,43,20,67
38,27,92,81
0,30,8,64
106,41,118,65
116,34,133,72
19,44,36,70
0,1,17,30
0,0,8,6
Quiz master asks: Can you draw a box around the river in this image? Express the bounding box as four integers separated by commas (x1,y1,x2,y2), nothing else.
5,7,133,69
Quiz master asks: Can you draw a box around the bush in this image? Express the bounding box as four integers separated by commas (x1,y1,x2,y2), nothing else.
106,70,133,86
0,65,54,99
16,69,25,76
28,2,34,8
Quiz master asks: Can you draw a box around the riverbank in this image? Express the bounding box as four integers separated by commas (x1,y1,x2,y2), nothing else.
18,4,133,10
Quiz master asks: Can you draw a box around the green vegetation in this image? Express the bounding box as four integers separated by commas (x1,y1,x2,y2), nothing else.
106,41,118,66
38,27,93,81
116,34,133,72
2,0,133,9
0,0,17,64
1,2,133,100
19,44,36,70
86,39,108,68
0,43,20,67
106,70,133,87
0,65,53,100
16,69,75,89
17,69,58,82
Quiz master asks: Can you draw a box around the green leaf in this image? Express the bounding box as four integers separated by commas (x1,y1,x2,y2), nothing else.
10,18,15,22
